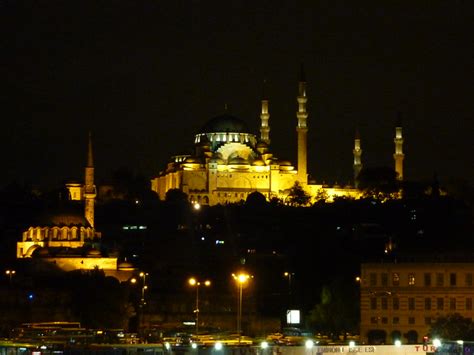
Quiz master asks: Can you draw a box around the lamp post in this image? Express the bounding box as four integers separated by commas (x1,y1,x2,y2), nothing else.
139,272,148,305
188,278,211,334
283,272,294,306
5,270,16,284
232,273,250,337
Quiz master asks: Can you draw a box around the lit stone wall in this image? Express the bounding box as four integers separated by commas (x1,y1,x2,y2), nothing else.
44,257,118,272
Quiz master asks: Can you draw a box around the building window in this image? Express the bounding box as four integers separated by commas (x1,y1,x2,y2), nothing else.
393,317,399,324
381,298,388,310
393,273,400,286
370,298,377,310
424,273,432,286
425,298,431,310
425,317,432,325
436,273,444,287
408,317,415,325
393,297,400,310
450,273,457,286
408,273,415,286
450,297,456,310
466,298,472,310
369,273,377,286
408,297,415,310
371,317,378,324
382,317,388,324
466,273,473,287
381,273,388,286
437,298,444,310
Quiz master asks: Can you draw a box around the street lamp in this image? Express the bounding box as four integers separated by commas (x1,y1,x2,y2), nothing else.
188,277,211,334
5,270,16,284
283,272,294,306
232,273,250,336
139,272,148,305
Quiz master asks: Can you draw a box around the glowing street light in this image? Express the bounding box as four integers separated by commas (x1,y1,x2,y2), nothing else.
283,271,294,306
232,273,250,336
139,272,149,305
5,270,16,284
188,277,211,334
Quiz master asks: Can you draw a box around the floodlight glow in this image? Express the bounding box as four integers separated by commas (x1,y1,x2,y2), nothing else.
394,340,401,347
214,342,223,350
433,339,441,347
305,340,314,349
349,341,356,348
457,340,464,345
164,342,171,350
191,343,198,349
261,341,269,349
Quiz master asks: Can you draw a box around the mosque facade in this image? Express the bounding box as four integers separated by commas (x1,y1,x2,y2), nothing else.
17,134,134,281
151,70,405,205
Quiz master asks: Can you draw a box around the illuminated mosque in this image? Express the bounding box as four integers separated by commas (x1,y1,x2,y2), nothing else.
16,134,134,280
151,69,405,205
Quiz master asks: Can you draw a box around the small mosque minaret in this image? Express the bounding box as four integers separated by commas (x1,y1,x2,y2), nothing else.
84,132,96,228
296,65,308,185
353,128,363,187
260,80,270,145
393,113,405,181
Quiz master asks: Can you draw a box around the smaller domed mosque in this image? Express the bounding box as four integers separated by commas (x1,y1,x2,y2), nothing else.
16,134,134,280
151,68,405,205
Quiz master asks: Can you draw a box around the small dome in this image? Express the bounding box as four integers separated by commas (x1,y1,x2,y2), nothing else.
87,249,101,256
229,156,248,165
252,159,265,166
200,114,250,134
184,156,201,164
279,160,292,166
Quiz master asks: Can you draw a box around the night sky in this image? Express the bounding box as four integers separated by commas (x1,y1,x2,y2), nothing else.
1,1,473,189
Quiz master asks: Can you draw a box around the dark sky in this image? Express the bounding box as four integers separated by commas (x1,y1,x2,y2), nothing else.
1,1,473,189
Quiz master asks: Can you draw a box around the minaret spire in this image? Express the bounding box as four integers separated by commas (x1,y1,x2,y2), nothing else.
393,113,404,181
84,132,96,228
260,79,270,145
353,127,363,188
296,64,308,185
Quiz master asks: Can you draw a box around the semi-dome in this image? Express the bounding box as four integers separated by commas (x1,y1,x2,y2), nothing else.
200,114,250,134
252,159,265,166
229,156,248,165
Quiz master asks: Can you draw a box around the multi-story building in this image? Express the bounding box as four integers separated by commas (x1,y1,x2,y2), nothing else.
360,261,474,344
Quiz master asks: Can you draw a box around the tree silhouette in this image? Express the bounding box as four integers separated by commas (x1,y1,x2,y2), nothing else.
430,313,474,341
287,182,311,207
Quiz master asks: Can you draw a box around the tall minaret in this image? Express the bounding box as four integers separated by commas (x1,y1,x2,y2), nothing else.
393,114,404,181
353,128,363,187
296,65,308,185
84,132,96,228
260,80,270,145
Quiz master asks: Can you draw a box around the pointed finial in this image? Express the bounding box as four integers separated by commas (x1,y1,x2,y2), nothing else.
87,131,94,167
299,63,306,82
355,127,360,139
396,112,403,127
262,79,267,99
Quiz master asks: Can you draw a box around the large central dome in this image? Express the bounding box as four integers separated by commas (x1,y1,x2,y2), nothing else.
200,114,250,134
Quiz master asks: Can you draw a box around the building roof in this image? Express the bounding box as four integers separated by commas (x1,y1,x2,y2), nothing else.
200,114,250,134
